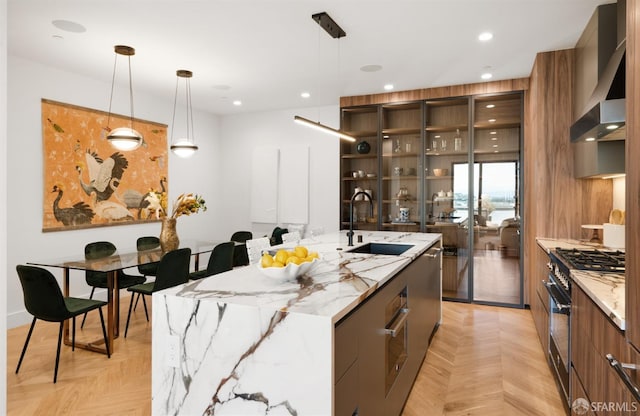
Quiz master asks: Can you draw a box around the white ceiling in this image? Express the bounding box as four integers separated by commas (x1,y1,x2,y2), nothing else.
8,0,612,115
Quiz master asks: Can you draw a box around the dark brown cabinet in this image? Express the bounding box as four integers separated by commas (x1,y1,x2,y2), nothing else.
333,244,441,416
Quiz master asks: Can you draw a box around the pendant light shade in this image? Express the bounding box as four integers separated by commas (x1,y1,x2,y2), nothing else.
105,45,143,151
170,69,198,158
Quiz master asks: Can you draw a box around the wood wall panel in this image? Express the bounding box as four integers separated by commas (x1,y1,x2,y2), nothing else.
524,49,612,306
340,78,529,107
626,0,640,352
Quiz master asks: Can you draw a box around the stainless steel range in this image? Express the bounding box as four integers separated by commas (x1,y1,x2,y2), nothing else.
546,248,626,408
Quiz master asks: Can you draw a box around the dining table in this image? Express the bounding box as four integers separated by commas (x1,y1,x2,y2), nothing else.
27,239,220,355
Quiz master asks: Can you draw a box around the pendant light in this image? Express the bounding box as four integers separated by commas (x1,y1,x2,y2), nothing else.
294,12,355,142
170,69,198,158
105,45,143,151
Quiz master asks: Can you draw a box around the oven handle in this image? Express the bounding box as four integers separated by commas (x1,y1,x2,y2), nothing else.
385,308,410,337
606,353,640,402
542,280,571,313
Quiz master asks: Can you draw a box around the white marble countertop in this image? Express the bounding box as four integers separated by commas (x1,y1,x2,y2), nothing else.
536,237,625,330
161,231,441,323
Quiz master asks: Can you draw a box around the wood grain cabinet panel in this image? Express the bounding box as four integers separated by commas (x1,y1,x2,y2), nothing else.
571,284,639,414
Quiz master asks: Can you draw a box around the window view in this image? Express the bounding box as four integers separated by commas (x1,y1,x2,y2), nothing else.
452,161,518,225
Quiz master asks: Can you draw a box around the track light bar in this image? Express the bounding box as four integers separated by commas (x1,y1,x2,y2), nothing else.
294,115,356,142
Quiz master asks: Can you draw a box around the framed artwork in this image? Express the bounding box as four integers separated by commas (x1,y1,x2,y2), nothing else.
41,99,168,232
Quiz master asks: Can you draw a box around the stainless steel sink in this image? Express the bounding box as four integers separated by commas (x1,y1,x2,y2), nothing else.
347,243,414,255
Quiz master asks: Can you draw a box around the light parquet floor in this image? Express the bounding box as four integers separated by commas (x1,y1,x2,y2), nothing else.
7,296,565,416
402,302,566,416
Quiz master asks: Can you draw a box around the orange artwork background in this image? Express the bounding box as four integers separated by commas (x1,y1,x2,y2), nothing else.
41,99,168,231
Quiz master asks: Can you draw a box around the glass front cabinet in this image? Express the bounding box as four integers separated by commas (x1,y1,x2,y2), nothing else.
340,91,523,304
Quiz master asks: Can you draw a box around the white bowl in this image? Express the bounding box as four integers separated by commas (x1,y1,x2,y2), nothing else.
257,257,321,281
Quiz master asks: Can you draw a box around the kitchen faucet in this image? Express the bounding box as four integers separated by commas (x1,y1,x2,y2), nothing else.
348,191,373,246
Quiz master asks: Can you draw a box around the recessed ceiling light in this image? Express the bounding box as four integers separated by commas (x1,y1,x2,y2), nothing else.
606,124,619,130
486,104,495,108
490,131,497,135
52,19,86,33
360,64,383,72
481,73,493,80
488,118,496,123
383,135,389,139
233,100,242,106
478,32,493,41
301,92,311,98
492,144,499,148
384,84,394,91
493,150,499,153
585,137,596,142
435,135,441,138
491,137,498,141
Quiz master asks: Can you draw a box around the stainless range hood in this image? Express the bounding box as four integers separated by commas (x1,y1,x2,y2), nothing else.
570,39,626,143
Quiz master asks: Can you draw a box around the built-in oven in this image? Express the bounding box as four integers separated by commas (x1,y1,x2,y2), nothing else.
544,264,571,407
546,248,626,410
384,286,409,395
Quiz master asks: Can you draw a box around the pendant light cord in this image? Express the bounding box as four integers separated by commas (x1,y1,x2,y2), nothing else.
171,75,179,141
106,53,117,130
127,54,136,129
106,52,136,131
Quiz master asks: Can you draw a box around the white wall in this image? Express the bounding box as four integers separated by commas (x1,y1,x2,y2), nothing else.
5,55,223,328
1,0,9,410
5,56,341,330
218,107,340,240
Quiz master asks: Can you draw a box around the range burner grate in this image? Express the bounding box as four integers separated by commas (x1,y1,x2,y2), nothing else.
554,248,625,272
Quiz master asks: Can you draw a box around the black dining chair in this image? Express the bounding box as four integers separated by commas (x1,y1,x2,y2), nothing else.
189,241,235,280
15,265,110,383
270,227,289,246
81,241,146,328
124,248,192,337
230,231,252,266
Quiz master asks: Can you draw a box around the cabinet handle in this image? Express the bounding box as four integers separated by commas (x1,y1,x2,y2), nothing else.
425,247,443,258
385,308,409,337
606,353,640,402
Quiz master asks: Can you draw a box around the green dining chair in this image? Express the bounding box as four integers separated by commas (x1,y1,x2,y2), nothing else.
231,231,252,266
81,241,146,328
189,241,235,280
136,236,160,277
124,248,192,337
15,265,110,383
118,236,161,322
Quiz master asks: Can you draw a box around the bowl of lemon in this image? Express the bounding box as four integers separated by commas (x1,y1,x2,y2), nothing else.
257,245,321,280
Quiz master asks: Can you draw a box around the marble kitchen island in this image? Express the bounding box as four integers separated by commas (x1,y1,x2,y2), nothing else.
152,231,442,416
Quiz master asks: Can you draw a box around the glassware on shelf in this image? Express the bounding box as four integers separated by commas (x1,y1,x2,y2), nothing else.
394,139,401,153
441,138,447,151
454,129,462,151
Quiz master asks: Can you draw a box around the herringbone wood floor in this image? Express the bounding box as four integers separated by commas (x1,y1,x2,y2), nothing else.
6,297,565,415
402,302,566,416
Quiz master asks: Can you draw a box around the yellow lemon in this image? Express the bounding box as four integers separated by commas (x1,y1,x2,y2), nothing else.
271,261,285,268
294,245,308,259
286,256,302,266
261,254,274,268
274,249,289,264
